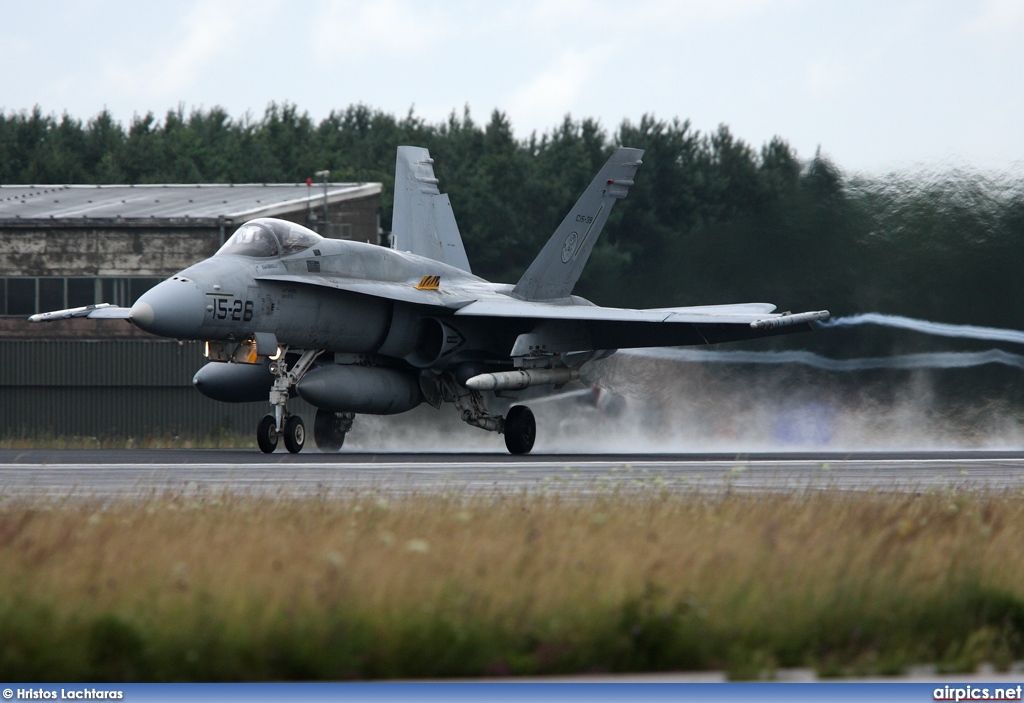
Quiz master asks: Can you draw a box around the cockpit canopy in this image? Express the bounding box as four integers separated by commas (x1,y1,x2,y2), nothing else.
215,218,323,258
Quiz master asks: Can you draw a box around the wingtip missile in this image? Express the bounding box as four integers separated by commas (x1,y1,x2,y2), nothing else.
750,310,830,330
28,302,131,323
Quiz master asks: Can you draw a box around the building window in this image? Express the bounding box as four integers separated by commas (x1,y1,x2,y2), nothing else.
38,278,65,313
131,278,159,304
0,276,162,316
327,223,353,240
7,278,35,316
67,278,97,308
101,278,129,307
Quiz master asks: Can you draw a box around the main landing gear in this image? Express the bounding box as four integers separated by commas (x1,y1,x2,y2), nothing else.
442,377,537,455
313,408,353,452
503,405,536,455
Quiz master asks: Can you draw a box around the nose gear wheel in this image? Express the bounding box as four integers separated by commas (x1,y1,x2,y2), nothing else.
283,415,305,453
257,414,278,453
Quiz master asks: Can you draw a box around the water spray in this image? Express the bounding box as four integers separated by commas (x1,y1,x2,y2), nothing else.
621,347,1024,371
819,313,1024,345
617,313,1024,371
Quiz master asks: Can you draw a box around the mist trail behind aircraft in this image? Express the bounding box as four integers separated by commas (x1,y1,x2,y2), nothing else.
619,312,1024,371
621,348,1024,371
819,313,1024,345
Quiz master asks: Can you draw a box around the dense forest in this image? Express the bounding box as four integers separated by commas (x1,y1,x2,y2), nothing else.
3,103,1024,359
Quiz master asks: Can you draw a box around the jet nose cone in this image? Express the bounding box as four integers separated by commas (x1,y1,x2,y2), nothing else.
131,278,205,338
131,300,155,328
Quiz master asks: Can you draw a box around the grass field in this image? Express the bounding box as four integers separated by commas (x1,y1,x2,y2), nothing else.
2,488,1024,681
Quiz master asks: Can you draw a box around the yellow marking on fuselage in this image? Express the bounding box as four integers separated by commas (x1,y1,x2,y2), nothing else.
416,275,440,290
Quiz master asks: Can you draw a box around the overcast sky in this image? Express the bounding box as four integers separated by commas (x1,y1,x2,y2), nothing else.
3,0,1023,174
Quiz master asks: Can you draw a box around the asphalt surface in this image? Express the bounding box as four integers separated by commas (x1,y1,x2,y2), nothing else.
3,448,1024,499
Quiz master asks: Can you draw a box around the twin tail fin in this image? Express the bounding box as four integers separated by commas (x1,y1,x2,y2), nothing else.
512,147,644,301
391,146,472,273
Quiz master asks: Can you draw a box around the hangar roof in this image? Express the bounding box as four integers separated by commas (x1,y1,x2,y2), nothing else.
0,183,381,223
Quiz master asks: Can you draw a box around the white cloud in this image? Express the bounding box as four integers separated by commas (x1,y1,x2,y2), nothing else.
98,0,276,104
309,0,451,63
154,1,238,93
3,0,1024,172
803,58,851,96
967,0,1024,36
505,48,607,133
618,0,777,31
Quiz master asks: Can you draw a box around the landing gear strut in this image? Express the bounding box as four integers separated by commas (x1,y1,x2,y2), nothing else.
257,348,321,454
313,409,353,452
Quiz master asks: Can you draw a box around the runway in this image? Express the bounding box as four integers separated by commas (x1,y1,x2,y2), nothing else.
3,449,1024,499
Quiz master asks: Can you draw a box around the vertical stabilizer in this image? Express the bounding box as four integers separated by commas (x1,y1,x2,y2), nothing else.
391,146,472,273
512,147,643,301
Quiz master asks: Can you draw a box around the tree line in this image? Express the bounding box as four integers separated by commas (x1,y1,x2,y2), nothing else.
3,103,1024,358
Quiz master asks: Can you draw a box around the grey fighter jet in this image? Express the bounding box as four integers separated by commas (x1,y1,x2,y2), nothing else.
30,146,829,454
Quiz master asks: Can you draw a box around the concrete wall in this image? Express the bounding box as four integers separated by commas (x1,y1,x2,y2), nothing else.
0,223,221,277
286,193,380,243
0,339,315,438
0,192,381,278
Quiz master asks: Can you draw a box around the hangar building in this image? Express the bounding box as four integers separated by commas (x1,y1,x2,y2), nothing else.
0,182,382,439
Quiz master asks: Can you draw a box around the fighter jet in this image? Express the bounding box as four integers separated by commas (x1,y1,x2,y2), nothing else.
30,146,829,454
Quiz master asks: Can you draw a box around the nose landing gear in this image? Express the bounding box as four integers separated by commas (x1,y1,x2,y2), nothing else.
257,348,320,454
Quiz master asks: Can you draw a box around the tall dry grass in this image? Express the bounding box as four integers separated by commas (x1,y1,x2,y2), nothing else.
2,489,1024,680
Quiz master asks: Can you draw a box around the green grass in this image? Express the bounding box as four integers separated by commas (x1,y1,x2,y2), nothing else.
2,490,1023,680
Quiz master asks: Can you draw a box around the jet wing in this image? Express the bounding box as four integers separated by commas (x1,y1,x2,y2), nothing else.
29,303,133,322
454,300,787,323
455,299,830,350
254,273,476,309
